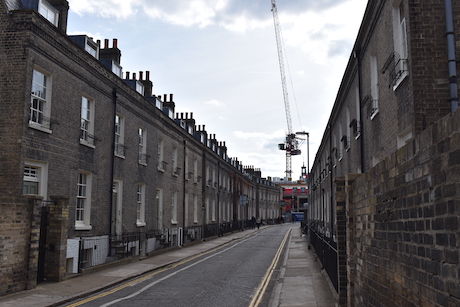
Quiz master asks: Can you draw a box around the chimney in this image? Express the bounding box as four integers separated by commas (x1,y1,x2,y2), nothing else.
99,38,122,64
125,72,130,79
140,71,153,97
139,71,143,80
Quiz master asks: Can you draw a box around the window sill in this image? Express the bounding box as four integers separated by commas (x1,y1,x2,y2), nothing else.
139,162,147,167
136,222,146,227
115,153,125,159
29,122,52,134
392,72,408,91
157,167,165,173
370,110,379,120
80,139,95,148
171,220,178,225
75,224,92,230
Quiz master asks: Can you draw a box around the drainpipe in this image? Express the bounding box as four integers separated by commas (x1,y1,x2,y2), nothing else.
108,88,117,254
445,0,459,112
182,140,187,246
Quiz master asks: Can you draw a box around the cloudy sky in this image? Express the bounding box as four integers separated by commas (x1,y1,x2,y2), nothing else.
66,0,368,180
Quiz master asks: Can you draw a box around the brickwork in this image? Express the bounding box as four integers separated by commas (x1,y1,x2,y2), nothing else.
347,110,460,307
0,0,281,296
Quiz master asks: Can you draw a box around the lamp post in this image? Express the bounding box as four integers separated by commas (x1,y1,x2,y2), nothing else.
296,131,310,247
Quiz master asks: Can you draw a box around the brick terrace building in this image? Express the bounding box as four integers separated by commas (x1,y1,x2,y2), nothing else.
0,0,281,295
309,1,460,306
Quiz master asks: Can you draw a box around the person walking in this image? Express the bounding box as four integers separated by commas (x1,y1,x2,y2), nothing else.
256,217,261,229
251,216,256,229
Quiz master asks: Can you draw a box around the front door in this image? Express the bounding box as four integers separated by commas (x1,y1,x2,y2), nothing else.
112,180,122,236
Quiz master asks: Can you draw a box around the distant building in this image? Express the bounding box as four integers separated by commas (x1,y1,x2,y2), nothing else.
0,0,280,295
309,1,460,306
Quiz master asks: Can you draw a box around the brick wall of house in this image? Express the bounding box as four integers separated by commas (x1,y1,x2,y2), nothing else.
347,110,460,307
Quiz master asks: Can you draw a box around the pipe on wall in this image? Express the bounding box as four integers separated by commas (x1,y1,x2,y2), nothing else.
445,0,459,112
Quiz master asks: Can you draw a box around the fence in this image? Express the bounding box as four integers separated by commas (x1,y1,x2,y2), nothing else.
309,226,338,292
76,219,285,272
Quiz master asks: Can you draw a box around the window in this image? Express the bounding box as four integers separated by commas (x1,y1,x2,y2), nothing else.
172,148,178,176
156,188,163,229
38,0,59,26
80,96,95,147
382,1,409,89
341,135,350,152
112,61,122,77
23,161,48,198
114,115,125,157
76,172,92,230
157,139,164,171
136,184,146,227
30,68,52,132
23,166,39,195
193,195,198,223
171,191,178,224
194,160,198,183
139,128,147,165
350,119,361,139
135,81,144,95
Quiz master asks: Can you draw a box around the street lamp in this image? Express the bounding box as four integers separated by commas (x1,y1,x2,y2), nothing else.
296,131,310,247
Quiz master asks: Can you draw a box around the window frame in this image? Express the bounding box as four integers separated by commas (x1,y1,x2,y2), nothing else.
30,67,52,133
80,96,95,148
75,171,92,230
23,160,48,198
138,128,147,165
136,184,146,227
114,114,125,158
38,0,59,26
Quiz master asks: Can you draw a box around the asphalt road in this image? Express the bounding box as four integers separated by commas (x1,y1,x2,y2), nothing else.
62,224,292,307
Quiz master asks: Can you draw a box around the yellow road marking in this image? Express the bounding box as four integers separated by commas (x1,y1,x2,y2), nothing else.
66,233,255,307
248,227,292,307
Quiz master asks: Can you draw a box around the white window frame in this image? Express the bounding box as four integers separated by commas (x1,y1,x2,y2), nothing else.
136,184,146,227
75,171,92,230
194,160,198,183
114,114,125,158
38,0,59,26
23,160,48,198
391,0,409,90
156,188,163,229
138,128,147,165
30,67,52,133
157,139,164,172
172,148,178,176
193,195,198,224
80,96,95,148
111,61,122,77
171,191,178,224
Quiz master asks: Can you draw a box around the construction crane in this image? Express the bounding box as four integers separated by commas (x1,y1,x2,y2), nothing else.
271,0,301,181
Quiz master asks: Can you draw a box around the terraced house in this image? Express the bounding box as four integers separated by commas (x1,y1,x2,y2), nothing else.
0,0,281,295
308,0,460,306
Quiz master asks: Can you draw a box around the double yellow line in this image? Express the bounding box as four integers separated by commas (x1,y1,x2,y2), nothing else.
248,227,292,307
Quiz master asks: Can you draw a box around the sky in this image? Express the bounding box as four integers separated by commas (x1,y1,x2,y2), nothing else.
66,0,368,180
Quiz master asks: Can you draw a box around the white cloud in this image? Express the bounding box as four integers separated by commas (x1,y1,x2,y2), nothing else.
205,99,225,107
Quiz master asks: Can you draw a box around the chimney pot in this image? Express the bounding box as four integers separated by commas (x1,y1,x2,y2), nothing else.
133,73,136,80
164,94,167,102
170,93,173,101
126,71,130,79
139,71,143,80
104,39,109,49
146,71,150,81
113,38,118,48
191,112,193,119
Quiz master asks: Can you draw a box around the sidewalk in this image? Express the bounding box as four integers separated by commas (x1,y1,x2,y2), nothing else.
0,225,337,307
269,226,338,307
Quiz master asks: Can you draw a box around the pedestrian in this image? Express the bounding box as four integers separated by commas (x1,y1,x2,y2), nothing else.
256,217,261,229
251,216,256,229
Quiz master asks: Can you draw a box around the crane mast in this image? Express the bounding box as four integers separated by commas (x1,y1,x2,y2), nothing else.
271,0,300,180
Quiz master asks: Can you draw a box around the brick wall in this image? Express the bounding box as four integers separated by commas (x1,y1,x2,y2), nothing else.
347,110,460,307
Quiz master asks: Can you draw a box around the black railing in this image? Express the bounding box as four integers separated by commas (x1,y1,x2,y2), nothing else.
309,227,338,292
